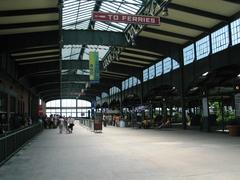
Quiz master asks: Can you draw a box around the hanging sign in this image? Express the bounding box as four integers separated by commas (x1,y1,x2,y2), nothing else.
89,51,100,83
92,11,160,25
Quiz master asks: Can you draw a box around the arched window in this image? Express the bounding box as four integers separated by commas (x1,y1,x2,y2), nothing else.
46,99,91,118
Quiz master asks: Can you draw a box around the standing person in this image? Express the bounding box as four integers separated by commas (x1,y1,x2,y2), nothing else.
64,116,69,133
103,114,107,127
58,116,64,134
68,116,75,133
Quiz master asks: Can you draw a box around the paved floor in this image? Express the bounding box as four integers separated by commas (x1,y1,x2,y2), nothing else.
1,123,240,180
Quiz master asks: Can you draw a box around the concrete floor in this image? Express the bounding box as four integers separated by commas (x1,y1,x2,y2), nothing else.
1,124,240,180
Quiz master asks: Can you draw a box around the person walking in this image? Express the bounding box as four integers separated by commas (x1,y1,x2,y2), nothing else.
68,116,75,133
58,116,64,134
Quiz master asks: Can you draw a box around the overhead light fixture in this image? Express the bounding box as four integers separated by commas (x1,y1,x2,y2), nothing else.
202,72,209,77
162,7,168,16
237,74,240,78
190,87,199,91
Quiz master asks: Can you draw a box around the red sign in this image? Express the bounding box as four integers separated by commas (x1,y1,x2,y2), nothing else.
92,11,160,26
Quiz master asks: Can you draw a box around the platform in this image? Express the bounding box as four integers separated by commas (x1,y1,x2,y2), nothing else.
1,124,240,180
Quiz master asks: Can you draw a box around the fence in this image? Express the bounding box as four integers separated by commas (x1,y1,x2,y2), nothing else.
78,118,93,129
0,123,42,165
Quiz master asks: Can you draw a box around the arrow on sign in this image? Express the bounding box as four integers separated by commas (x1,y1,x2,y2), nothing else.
95,15,106,18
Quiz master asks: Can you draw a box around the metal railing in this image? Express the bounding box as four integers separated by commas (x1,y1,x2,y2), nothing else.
78,118,93,130
0,123,43,165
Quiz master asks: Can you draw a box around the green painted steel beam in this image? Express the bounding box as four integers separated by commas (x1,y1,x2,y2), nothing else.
63,30,128,46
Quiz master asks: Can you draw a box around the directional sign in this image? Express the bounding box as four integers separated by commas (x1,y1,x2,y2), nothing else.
92,11,160,26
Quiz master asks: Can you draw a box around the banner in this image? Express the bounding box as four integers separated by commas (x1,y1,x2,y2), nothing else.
89,51,99,83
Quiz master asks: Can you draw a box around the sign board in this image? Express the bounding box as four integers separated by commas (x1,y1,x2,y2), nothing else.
92,11,160,26
89,51,99,83
235,93,240,117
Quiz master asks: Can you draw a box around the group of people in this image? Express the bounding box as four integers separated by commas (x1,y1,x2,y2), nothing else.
41,114,75,134
42,114,58,129
58,116,75,134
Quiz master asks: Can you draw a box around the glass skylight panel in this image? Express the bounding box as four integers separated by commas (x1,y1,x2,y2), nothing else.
71,47,81,59
63,0,95,30
62,47,71,60
96,0,142,32
62,45,82,60
82,46,109,60
64,0,78,5
119,4,139,13
63,8,78,15
63,4,79,11
76,69,90,75
110,22,126,29
76,20,90,29
107,26,122,32
63,25,75,30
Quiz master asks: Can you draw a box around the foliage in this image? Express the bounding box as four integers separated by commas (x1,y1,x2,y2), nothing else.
209,101,236,125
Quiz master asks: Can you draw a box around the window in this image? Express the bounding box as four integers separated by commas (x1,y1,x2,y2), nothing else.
143,69,148,82
77,100,91,107
172,59,180,70
211,25,229,54
39,99,42,105
149,65,155,79
163,57,172,74
122,81,125,91
231,18,240,46
62,99,76,107
46,100,60,107
183,44,195,65
96,96,101,101
196,36,210,60
109,88,112,95
132,77,137,86
101,92,108,98
155,61,162,77
46,99,91,117
129,77,133,88
125,79,129,89
133,76,140,86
